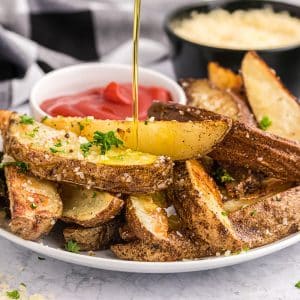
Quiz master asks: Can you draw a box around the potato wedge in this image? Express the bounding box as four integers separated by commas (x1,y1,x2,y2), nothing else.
149,102,300,182
5,166,62,240
126,194,169,242
43,116,232,160
60,184,124,227
111,232,211,262
230,186,300,248
208,62,243,93
63,219,121,251
123,194,211,261
242,51,300,141
181,78,255,125
172,160,244,252
1,111,172,194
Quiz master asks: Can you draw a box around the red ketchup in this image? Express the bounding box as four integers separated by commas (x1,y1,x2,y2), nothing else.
40,82,173,120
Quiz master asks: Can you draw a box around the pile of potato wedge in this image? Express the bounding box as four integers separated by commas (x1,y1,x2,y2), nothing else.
0,51,299,262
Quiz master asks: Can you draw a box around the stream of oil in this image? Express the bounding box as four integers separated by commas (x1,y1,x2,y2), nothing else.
132,0,141,150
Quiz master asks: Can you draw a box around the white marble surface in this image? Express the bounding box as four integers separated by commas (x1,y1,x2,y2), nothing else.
0,237,300,299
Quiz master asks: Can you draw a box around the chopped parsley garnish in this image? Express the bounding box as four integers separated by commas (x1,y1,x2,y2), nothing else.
30,203,37,209
0,161,28,173
92,191,97,198
213,167,234,184
250,210,257,216
26,127,39,138
20,115,34,125
78,122,84,131
93,131,123,155
295,281,300,289
259,116,272,131
54,140,62,147
49,147,64,154
65,240,80,253
80,142,93,157
80,131,123,156
6,290,20,299
221,211,228,217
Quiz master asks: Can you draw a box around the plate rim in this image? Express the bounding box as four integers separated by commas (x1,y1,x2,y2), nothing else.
1,227,299,273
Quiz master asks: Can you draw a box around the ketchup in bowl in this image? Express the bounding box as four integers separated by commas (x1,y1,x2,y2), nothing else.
40,82,172,120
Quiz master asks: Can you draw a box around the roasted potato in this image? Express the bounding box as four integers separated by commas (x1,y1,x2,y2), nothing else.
172,160,244,252
63,219,121,251
113,194,211,261
111,232,211,262
1,111,173,194
149,102,300,182
60,184,124,227
181,79,255,125
5,166,62,240
242,51,300,141
230,186,300,248
43,116,232,160
208,62,243,93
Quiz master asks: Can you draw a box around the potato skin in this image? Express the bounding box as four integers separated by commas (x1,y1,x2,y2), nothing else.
63,219,121,251
230,186,300,248
172,160,244,252
149,102,300,182
111,232,211,262
5,166,62,240
4,114,173,194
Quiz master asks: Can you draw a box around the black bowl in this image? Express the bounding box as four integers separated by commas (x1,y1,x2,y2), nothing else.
164,0,300,96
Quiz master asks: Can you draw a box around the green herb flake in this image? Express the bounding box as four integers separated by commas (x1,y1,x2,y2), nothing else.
26,127,39,138
295,281,300,289
78,122,84,131
92,191,97,198
54,140,62,147
20,115,34,125
93,131,123,155
242,246,250,252
259,116,272,131
30,203,37,209
6,290,20,299
213,167,234,184
80,142,93,157
41,116,48,123
250,210,257,216
0,161,28,173
221,211,228,217
49,147,64,154
65,240,80,253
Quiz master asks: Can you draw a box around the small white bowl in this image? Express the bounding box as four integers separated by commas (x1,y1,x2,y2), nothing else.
30,63,187,121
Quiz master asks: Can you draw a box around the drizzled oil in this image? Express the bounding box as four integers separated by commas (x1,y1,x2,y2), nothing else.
132,0,141,149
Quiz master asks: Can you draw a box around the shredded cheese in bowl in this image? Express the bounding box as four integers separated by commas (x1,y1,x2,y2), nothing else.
172,8,300,50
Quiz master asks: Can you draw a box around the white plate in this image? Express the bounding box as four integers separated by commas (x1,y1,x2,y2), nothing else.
1,225,299,273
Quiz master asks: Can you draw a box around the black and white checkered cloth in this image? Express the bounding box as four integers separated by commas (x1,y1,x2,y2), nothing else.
0,0,201,109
